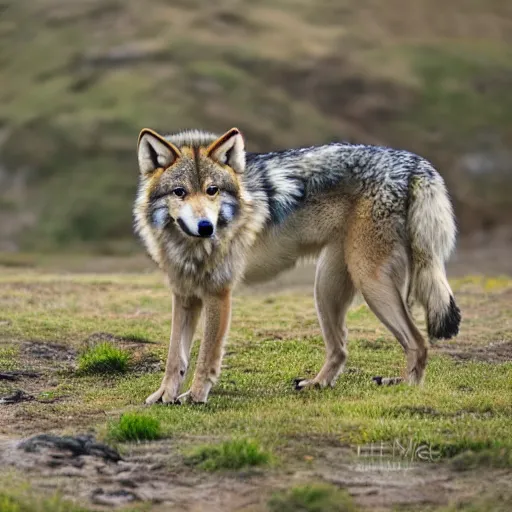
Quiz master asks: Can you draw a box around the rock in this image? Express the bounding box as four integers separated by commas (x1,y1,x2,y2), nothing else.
18,434,121,462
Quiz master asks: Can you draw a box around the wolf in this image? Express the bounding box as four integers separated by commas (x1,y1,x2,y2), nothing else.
134,127,461,405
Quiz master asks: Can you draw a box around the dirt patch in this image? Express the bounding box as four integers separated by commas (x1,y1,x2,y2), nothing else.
22,341,77,363
0,435,274,511
439,340,512,364
0,370,41,381
131,352,162,374
0,390,35,405
0,342,79,435
19,434,121,461
1,435,510,511
87,332,157,345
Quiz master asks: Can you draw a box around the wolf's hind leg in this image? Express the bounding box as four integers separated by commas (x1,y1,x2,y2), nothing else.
295,245,355,390
357,255,427,386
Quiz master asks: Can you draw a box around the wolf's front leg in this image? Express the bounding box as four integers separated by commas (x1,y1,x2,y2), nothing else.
177,289,231,404
146,294,202,405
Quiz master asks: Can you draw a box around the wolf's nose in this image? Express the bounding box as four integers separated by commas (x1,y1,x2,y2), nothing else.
197,220,214,238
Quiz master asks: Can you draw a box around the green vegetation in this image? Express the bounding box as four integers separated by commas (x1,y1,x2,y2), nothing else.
185,438,271,471
0,271,510,457
268,483,358,512
77,342,131,375
108,413,161,442
0,491,92,512
0,267,511,510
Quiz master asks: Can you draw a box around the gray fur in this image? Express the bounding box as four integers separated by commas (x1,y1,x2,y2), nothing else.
245,143,432,224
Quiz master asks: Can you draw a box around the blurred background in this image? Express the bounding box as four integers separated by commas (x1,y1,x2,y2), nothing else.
0,0,511,261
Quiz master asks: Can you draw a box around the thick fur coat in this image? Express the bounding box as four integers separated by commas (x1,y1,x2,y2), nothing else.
134,128,461,404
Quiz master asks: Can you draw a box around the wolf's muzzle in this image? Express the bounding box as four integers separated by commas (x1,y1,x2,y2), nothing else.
197,219,214,238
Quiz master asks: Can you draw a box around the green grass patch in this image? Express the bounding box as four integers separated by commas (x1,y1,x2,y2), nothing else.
0,345,19,371
0,490,92,512
268,483,358,512
108,413,161,442
185,438,271,471
77,342,131,375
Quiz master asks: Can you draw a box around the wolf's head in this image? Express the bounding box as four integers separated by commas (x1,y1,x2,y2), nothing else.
137,128,245,240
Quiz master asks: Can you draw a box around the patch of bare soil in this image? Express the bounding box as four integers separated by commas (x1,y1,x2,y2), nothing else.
0,341,75,407
0,334,163,436
0,434,274,511
22,341,77,364
0,435,510,511
438,340,512,364
86,332,157,345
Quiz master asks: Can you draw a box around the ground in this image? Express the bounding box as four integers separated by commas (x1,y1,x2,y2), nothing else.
0,239,511,511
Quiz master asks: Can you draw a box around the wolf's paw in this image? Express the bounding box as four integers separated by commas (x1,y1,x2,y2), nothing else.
293,378,322,391
372,376,404,386
175,390,207,405
145,386,177,405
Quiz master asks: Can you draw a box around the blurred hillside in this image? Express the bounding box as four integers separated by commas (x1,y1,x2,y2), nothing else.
1,0,512,252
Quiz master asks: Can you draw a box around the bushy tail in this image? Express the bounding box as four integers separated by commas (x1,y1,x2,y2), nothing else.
407,170,461,341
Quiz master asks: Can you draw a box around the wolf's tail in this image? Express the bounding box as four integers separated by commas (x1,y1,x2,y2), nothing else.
407,169,461,341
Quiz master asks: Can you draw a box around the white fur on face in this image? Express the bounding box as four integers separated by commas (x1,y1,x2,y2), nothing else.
179,203,199,236
178,203,219,236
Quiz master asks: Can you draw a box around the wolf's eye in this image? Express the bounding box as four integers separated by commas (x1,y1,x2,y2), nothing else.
206,185,219,196
172,187,186,198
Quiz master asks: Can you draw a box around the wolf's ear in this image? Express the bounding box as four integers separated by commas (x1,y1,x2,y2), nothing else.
137,129,181,175
207,128,245,174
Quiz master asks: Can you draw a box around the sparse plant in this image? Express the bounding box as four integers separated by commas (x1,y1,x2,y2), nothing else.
108,412,161,442
0,490,92,512
77,342,130,375
268,483,358,512
185,438,271,471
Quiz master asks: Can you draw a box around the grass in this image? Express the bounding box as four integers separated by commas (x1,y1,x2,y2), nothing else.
0,271,510,455
184,438,271,471
268,483,358,512
0,267,511,509
0,490,92,512
0,485,147,512
77,342,131,375
108,413,161,442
